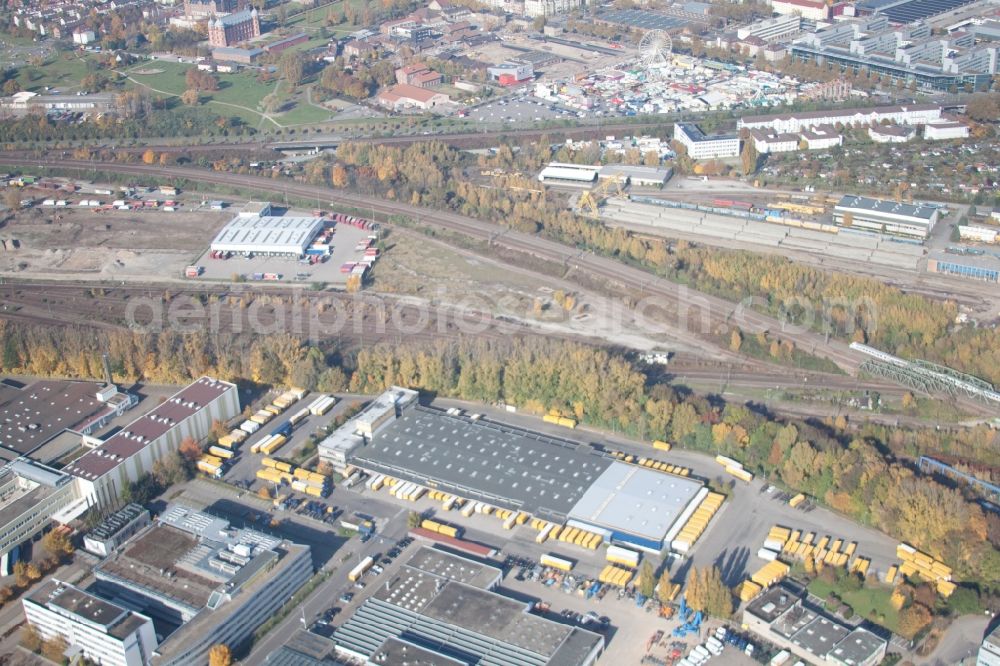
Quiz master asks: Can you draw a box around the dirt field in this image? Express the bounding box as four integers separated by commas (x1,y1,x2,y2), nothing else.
0,206,230,281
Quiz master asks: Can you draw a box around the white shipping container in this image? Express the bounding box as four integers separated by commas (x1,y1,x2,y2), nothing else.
606,545,640,567
41,199,54,206
763,538,786,551
240,419,261,434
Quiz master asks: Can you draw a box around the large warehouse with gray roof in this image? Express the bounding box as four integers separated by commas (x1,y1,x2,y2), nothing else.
325,387,706,552
333,546,603,666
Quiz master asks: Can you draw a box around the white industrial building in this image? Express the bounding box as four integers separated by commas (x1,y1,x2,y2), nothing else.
833,195,939,240
737,15,803,42
959,225,999,243
748,129,800,154
769,0,829,20
524,0,585,16
738,104,942,134
65,377,240,508
800,125,843,150
598,164,672,186
210,208,325,257
23,580,157,666
924,121,970,140
674,123,741,160
869,124,916,143
537,162,600,183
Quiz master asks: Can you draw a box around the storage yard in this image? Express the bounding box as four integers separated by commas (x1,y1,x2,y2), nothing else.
601,196,927,272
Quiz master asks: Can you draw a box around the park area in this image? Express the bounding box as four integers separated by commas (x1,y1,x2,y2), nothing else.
808,576,901,634
124,60,334,128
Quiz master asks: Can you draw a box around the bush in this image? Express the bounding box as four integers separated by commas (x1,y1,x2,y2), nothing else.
946,586,981,616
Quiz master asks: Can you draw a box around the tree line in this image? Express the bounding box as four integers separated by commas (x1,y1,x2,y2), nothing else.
0,324,997,587
318,141,1000,385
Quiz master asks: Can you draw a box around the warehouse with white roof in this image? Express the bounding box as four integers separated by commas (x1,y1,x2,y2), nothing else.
209,208,325,257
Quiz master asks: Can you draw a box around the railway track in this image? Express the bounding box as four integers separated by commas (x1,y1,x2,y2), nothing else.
0,157,866,373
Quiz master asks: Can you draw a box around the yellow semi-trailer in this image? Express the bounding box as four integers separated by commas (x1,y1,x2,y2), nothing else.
536,523,553,544
289,408,309,426
421,519,442,533
653,440,671,451
197,460,222,477
461,502,476,517
308,395,336,416
789,493,806,508
606,545,640,568
726,466,754,482
209,446,234,459
230,429,248,443
348,556,374,582
540,554,574,572
217,435,235,449
543,414,561,425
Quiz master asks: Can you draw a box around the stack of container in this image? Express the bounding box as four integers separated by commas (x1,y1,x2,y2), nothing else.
542,409,577,429
896,543,954,597
292,467,330,497
555,525,602,550
671,492,725,554
598,565,633,587
288,408,310,426
308,394,336,416
257,467,290,484
737,580,762,603
240,420,261,435
849,557,870,577
750,560,790,588
420,519,461,538
764,526,791,551
606,545,640,568
250,409,274,425
365,474,386,492
540,553,574,572
208,445,234,460
390,482,427,502
636,456,689,476
197,455,223,477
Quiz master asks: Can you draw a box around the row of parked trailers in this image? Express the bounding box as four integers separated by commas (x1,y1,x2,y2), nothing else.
670,491,726,554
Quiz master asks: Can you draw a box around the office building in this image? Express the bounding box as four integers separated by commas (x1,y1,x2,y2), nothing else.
869,124,915,143
924,121,969,140
739,102,942,134
674,123,741,160
24,580,157,666
743,583,887,666
833,195,939,239
0,460,86,574
790,16,997,91
93,505,313,666
737,15,803,42
770,0,829,20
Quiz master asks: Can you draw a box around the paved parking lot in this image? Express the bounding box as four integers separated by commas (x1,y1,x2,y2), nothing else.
467,95,592,124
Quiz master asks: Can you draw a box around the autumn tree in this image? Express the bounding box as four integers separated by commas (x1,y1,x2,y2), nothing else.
208,644,232,666
141,149,156,165
210,419,229,442
20,625,42,652
729,328,742,352
280,52,305,88
331,164,349,188
685,566,733,618
897,603,932,639
656,570,675,604
178,436,202,461
41,636,68,663
407,511,422,528
42,529,74,560
13,561,30,588
638,560,656,598
257,485,273,499
181,89,200,106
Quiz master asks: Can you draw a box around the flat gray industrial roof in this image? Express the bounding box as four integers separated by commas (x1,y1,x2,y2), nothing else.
337,566,604,666
350,407,612,520
600,9,687,30
0,379,111,455
568,463,702,542
791,616,850,657
405,546,502,590
374,637,466,666
827,627,887,665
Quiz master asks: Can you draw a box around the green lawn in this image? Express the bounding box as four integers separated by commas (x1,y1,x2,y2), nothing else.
16,54,93,92
125,60,343,128
808,578,901,634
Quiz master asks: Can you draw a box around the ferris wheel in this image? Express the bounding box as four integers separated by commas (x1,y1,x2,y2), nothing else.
639,29,673,73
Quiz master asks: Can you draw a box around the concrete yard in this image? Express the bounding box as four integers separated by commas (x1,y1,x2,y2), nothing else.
0,205,231,281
